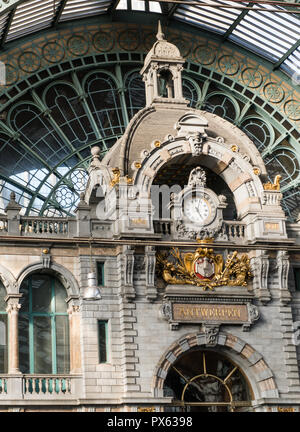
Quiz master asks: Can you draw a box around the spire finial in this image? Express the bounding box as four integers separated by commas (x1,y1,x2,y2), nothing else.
156,20,165,41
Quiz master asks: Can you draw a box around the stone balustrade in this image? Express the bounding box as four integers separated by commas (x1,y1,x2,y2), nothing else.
0,375,83,401
20,217,70,236
220,221,246,241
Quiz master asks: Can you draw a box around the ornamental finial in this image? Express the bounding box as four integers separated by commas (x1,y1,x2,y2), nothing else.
156,20,165,41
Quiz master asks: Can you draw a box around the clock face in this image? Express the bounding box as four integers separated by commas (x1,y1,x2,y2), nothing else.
184,197,211,224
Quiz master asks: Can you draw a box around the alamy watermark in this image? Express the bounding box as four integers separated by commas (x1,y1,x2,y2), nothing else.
94,183,212,222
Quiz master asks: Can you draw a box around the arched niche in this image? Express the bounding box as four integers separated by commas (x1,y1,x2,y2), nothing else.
152,331,279,408
133,136,264,219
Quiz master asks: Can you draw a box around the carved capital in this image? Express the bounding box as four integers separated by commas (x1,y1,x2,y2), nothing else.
250,250,271,304
276,250,291,304
122,245,135,301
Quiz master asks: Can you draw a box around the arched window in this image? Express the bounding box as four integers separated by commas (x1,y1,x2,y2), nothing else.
124,71,146,118
19,274,69,374
0,281,7,373
158,69,174,98
84,72,124,137
164,350,252,412
203,93,238,122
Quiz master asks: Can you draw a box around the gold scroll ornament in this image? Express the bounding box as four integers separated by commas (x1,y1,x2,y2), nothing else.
263,174,281,191
156,247,252,291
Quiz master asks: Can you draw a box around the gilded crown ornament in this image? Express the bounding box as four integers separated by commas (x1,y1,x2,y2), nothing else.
156,247,252,291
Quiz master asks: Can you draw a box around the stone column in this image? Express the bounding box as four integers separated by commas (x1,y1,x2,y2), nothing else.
67,296,82,374
5,294,22,374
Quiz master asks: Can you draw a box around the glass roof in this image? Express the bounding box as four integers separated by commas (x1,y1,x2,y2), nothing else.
0,0,299,221
0,0,298,79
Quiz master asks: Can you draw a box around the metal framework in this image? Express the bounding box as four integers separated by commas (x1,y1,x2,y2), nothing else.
0,11,299,220
167,351,252,412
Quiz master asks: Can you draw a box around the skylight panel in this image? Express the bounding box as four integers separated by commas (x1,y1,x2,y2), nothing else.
116,0,127,9
229,4,300,62
132,0,145,11
149,1,161,12
6,0,58,41
173,1,247,35
282,47,300,77
59,0,111,21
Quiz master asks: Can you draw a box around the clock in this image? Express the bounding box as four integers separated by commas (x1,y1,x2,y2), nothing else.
169,166,227,240
184,196,211,224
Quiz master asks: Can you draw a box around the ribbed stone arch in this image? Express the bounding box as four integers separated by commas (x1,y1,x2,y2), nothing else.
0,264,17,295
152,331,279,402
16,261,80,298
133,134,264,218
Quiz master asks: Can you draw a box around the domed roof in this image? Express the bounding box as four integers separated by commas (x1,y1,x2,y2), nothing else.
101,105,266,178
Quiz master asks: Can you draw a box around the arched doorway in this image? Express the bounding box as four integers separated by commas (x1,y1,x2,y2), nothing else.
163,349,252,412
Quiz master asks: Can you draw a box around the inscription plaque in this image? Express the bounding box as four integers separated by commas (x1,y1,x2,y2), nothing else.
173,303,248,323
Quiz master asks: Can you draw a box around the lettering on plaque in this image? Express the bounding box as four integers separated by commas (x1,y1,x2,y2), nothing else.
130,218,148,226
265,222,279,231
172,303,248,323
277,407,295,412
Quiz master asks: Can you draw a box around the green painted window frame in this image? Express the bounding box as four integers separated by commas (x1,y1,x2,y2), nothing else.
98,320,108,364
19,275,69,374
96,261,105,286
294,268,300,292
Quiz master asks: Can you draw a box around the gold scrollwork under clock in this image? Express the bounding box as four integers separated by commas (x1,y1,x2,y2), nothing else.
156,247,252,291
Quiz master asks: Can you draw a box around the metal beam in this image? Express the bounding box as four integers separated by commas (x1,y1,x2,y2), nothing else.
273,38,300,70
0,7,15,47
52,0,68,27
107,0,122,14
167,3,179,18
222,5,254,41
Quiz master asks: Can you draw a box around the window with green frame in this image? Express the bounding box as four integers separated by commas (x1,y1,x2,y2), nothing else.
96,261,105,286
19,274,70,374
0,281,8,373
98,320,108,364
294,268,300,292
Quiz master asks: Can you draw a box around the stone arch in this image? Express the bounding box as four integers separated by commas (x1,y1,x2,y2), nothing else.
0,264,17,295
133,135,265,218
152,331,279,402
16,261,80,298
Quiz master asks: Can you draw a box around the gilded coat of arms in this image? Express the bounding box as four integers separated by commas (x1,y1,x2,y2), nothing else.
156,247,252,291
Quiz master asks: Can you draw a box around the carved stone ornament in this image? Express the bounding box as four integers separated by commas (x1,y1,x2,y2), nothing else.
176,223,222,241
160,301,172,321
188,166,206,187
156,247,252,290
204,325,220,346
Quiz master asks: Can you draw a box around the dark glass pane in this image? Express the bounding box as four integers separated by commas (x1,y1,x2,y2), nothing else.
98,321,107,363
31,275,52,313
34,316,52,374
56,316,70,374
55,280,67,312
294,268,300,291
97,262,104,286
0,282,6,311
19,314,30,374
0,315,7,373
